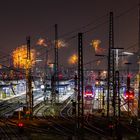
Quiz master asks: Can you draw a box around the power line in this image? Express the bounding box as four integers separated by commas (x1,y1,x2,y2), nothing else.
60,14,108,38
0,4,138,71
60,4,137,40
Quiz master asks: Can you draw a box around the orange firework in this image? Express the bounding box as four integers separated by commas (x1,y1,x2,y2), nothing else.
91,39,105,54
12,45,36,69
68,54,78,65
54,39,66,49
96,60,101,65
37,38,47,47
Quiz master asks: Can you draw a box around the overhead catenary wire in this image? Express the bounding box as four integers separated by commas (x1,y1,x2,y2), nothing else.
0,4,137,57
30,3,138,56
61,4,137,39
60,14,108,38
0,4,138,71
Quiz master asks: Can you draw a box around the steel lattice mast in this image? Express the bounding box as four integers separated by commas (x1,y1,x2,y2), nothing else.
55,24,59,103
51,24,59,104
26,36,33,116
54,24,59,83
114,48,123,118
138,2,140,118
107,12,115,117
77,33,84,130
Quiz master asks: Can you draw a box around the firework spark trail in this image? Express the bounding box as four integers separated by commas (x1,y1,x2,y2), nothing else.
68,54,78,65
12,45,36,69
91,39,106,54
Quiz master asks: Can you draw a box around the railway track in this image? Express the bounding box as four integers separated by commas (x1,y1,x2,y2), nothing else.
0,119,28,140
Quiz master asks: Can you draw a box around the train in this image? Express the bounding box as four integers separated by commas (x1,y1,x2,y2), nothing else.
84,85,95,99
124,89,134,100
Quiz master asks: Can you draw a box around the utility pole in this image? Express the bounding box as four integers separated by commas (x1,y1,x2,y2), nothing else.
124,62,132,117
74,74,78,137
26,36,33,117
107,12,115,117
54,24,59,103
113,48,123,118
51,24,59,104
77,33,84,137
138,1,140,119
44,48,48,79
75,74,78,103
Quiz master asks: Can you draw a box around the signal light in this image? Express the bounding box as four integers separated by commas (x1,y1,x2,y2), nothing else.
109,124,114,128
58,74,63,79
127,74,131,78
129,94,133,98
18,122,24,127
126,94,128,98
95,81,99,86
17,122,24,133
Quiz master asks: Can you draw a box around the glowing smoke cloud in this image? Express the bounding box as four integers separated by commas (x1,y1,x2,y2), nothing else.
37,38,48,47
68,54,78,65
12,45,36,69
55,40,66,49
91,40,105,54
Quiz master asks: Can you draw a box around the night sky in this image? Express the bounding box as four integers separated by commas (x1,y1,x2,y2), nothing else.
0,0,139,68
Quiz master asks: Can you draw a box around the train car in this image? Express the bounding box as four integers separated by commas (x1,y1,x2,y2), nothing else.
84,85,94,99
124,89,134,100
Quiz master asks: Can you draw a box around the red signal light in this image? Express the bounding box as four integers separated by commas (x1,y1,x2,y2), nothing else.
109,124,114,128
18,122,23,127
58,74,63,79
129,94,133,98
128,74,131,78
